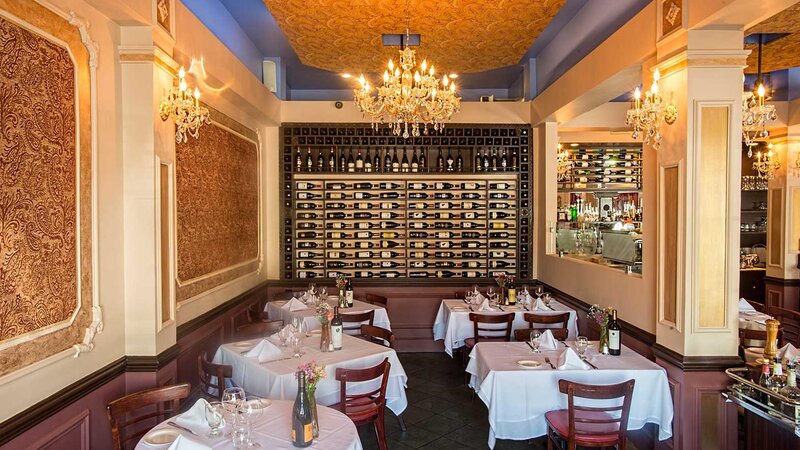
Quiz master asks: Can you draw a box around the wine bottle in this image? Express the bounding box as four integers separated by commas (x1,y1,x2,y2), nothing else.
409,182,428,189
490,211,512,219
327,231,346,239
339,149,347,172
328,203,347,209
297,203,317,209
608,309,621,356
437,231,454,239
347,149,355,172
463,261,482,268
384,148,392,173
353,202,371,210
354,182,373,189
410,241,429,248
383,221,403,229
410,212,428,219
292,372,313,447
380,271,401,278
298,271,318,279
298,242,318,249
381,241,401,248
492,222,511,229
500,148,508,171
328,251,347,258
316,148,325,172
490,251,513,258
462,182,479,190
437,148,445,172
299,261,320,268
410,271,430,277
462,241,481,248
410,251,429,258
419,149,428,172
461,202,479,209
328,182,347,190
411,148,419,172
507,277,516,305
328,261,347,268
434,222,454,229
436,270,457,278
380,192,400,199
409,193,429,199
364,149,373,172
462,232,482,239
462,271,482,277
354,212,372,219
409,222,428,229
381,202,400,209
409,231,429,239
328,147,336,172
379,182,402,189
295,148,303,172
491,148,498,171
297,192,320,200
436,261,456,268
380,251,401,258
490,202,511,209
391,147,399,173
411,261,428,268
434,251,455,258
490,241,510,248
490,192,510,199
355,231,372,239
306,148,314,172
510,149,518,171
462,212,478,219
356,251,372,259
345,278,354,307
446,149,455,172
331,306,343,350
353,192,373,199
482,150,490,172
401,148,410,173
435,192,454,199
490,260,512,268
435,212,453,219
328,242,347,249
436,241,451,249
456,149,464,172
328,222,345,229
490,232,511,238
462,222,482,229
355,222,373,229
490,182,511,190
462,251,482,258
373,148,381,172
354,242,373,248
380,261,400,268
474,150,482,173
434,182,453,189
356,271,375,278
326,192,346,200
461,193,481,199
297,182,317,190
380,211,401,219
299,251,319,258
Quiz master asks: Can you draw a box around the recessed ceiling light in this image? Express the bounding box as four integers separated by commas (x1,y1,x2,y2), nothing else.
341,73,351,78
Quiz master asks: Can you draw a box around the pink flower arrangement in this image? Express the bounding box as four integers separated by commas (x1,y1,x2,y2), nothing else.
316,302,333,323
335,274,348,291
298,360,327,389
588,304,613,327
494,272,508,288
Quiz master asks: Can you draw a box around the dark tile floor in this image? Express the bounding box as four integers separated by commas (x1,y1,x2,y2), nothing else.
357,352,547,450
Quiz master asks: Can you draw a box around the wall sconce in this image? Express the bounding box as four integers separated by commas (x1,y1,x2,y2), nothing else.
159,66,210,143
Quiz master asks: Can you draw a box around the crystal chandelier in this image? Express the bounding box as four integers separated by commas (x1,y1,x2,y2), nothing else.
742,34,776,152
159,66,211,143
353,1,461,139
753,142,781,179
625,69,678,150
556,142,573,181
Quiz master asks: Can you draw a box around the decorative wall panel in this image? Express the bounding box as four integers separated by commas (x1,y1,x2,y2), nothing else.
175,110,259,302
0,0,95,376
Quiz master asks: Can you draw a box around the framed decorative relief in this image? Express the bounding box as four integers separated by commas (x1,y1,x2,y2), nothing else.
661,0,683,38
0,0,98,377
154,0,174,37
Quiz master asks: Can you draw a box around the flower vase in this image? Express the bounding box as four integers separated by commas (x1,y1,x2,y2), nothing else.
307,385,320,437
499,288,505,305
338,289,347,308
320,322,333,352
598,326,610,355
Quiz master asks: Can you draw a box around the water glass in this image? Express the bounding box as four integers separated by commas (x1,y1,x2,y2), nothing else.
291,335,304,358
301,320,311,337
543,293,552,308
534,285,544,298
205,401,224,438
530,330,542,354
232,425,250,450
222,387,246,431
576,336,589,359
292,317,303,333
241,397,265,448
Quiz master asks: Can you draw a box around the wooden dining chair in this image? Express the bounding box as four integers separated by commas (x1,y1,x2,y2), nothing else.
340,310,375,335
107,383,191,450
333,358,391,450
545,379,636,450
766,306,800,346
524,312,570,330
515,328,569,342
738,327,784,358
462,313,515,375
236,319,284,340
365,293,388,309
361,324,395,349
746,299,766,312
246,301,269,323
197,352,232,401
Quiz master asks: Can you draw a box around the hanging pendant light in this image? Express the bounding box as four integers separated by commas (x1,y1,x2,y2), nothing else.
742,34,777,154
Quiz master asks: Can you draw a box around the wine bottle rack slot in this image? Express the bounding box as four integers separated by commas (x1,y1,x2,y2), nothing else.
557,145,643,192
281,123,533,282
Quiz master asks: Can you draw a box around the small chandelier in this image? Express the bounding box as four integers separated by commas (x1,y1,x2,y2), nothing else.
557,142,573,181
625,69,678,150
753,142,781,179
159,66,210,143
353,1,461,138
742,34,776,152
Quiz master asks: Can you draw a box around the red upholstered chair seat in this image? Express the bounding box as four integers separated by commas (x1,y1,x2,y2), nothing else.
545,409,621,445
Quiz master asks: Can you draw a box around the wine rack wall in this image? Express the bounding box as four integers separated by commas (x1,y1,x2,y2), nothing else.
557,144,643,192
281,123,533,282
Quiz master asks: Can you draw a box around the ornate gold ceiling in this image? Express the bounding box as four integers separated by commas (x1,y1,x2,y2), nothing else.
262,0,566,74
744,3,800,74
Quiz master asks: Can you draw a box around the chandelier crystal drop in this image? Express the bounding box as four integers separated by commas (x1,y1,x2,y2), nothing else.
625,69,678,150
353,2,460,139
159,66,211,144
753,142,781,180
556,143,573,181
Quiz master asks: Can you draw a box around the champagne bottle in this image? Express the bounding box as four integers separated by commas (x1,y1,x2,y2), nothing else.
347,149,355,172
339,149,347,172
306,148,313,172
384,148,392,173
411,148,419,172
328,147,336,172
419,149,428,172
437,148,445,172
500,148,508,171
373,148,381,172
345,278,353,307
608,309,621,356
401,148,410,173
391,147,400,172
292,373,313,447
332,306,343,350
474,150,482,172
456,149,464,172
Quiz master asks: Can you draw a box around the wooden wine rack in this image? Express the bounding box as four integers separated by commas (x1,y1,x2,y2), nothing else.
280,123,533,282
557,144,643,192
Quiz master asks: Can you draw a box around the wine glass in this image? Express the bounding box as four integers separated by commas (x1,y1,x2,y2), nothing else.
291,335,304,358
205,401,225,438
319,287,328,303
308,283,316,294
534,285,544,298
301,320,311,337
543,292,552,308
576,336,589,360
486,287,495,301
291,316,303,334
222,387,246,431
241,396,266,448
530,330,542,354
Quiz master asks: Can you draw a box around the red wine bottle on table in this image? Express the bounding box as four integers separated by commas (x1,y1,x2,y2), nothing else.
608,309,621,355
331,307,343,351
292,373,313,447
345,278,354,308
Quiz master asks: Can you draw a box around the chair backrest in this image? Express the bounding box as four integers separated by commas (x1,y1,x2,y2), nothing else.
515,328,569,342
524,312,570,329
361,324,395,349
746,300,766,312
340,310,375,333
335,358,391,422
739,327,783,351
107,383,191,450
365,293,388,309
236,319,284,340
766,306,800,346
197,352,232,401
454,291,467,300
246,302,268,323
558,379,635,447
468,312,515,343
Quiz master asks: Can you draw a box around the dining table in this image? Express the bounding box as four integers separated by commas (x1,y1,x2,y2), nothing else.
135,400,362,450
466,341,674,449
432,298,579,357
213,333,408,415
266,298,391,332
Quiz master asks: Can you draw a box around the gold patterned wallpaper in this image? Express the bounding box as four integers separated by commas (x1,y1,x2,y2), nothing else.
745,3,800,74
175,111,259,302
263,0,565,73
0,0,93,376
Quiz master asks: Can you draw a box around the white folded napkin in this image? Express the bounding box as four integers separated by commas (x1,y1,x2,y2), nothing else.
738,298,756,313
478,298,495,311
282,297,308,312
557,347,591,370
174,399,211,433
167,434,213,450
472,293,487,305
532,298,548,311
779,343,798,361
245,338,284,362
538,330,558,351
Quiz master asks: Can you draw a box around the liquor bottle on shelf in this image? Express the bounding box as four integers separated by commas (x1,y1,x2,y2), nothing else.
419,148,428,172
298,271,318,279
316,148,325,172
482,149,490,172
437,148,445,172
383,148,392,173
331,307,343,350
328,147,336,172
507,277,516,305
445,149,455,172
608,309,621,356
456,149,464,172
373,148,381,173
511,149,518,171
339,149,347,172
364,149,373,172
475,150,482,173
345,278,354,307
379,271,401,278
295,147,303,172
297,222,318,229
491,148,498,171
298,242,318,249
347,149,355,172
500,148,508,171
411,148,419,172
401,148,410,173
298,251,319,258
391,147,400,172
292,371,313,447
490,261,513,268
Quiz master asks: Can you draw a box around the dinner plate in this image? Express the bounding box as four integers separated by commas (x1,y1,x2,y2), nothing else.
143,429,180,446
516,360,541,369
452,306,469,312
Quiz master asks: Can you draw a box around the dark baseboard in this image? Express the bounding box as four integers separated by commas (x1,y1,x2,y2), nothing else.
763,276,800,286
652,343,743,372
126,344,180,372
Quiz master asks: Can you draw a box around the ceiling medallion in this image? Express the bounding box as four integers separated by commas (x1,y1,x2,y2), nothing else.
353,1,461,139
743,34,776,153
159,66,211,143
753,142,781,180
625,69,678,150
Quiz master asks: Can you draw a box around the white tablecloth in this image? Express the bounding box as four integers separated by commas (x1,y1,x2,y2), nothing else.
267,299,391,332
214,334,407,415
466,342,673,448
433,299,579,356
135,400,362,450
